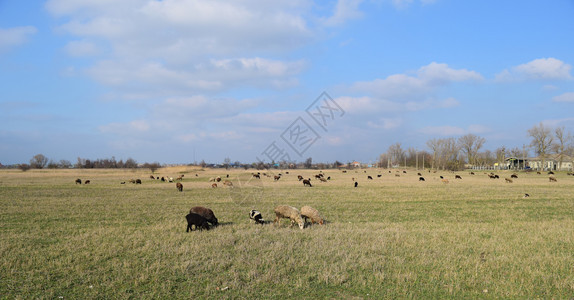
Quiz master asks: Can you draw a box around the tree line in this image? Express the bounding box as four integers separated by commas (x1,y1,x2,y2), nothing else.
379,123,573,171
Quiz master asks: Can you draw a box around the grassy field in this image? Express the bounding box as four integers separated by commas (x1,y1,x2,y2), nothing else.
1,167,573,299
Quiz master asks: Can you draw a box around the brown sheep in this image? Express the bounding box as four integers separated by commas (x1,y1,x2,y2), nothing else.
84,180,90,184
190,206,218,226
186,213,210,232
223,180,233,187
511,174,518,179
505,178,513,183
455,175,462,179
549,176,557,182
211,183,217,188
303,179,312,187
301,206,324,225
274,205,304,229
441,178,449,184
176,182,183,192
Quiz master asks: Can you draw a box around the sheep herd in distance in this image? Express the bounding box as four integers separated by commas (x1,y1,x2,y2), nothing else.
71,167,572,232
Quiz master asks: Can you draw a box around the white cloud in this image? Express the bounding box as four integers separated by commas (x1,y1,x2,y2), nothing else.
496,58,573,81
323,0,364,27
351,62,482,99
552,92,574,103
0,26,37,52
64,40,99,56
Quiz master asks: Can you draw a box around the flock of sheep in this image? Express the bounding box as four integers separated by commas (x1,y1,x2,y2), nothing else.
185,205,324,232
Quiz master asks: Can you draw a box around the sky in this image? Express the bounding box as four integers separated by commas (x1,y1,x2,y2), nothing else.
1,0,573,165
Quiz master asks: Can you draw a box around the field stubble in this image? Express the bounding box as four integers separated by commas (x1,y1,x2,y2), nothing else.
0,168,573,298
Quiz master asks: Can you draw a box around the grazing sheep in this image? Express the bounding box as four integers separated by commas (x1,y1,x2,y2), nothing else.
303,179,312,187
75,178,82,185
511,174,518,179
249,210,265,224
185,213,210,232
274,175,281,181
523,193,530,198
537,171,541,175
440,176,444,179
367,175,373,180
441,178,449,184
274,205,304,229
120,181,125,184
320,177,327,182
395,174,400,177
190,206,218,226
211,183,217,188
301,206,324,225
176,175,184,181
470,172,475,175
161,177,166,182
327,176,331,180
548,171,554,175
505,178,513,183
417,172,422,176
494,175,500,179
253,173,261,179
403,170,407,174
297,175,304,181
549,176,557,182
149,175,155,180
354,181,358,187
84,180,90,184
209,177,216,182
136,179,142,184
216,176,222,182
223,180,233,187
168,177,174,183
176,182,183,192
455,175,462,179
377,174,382,178
419,177,425,181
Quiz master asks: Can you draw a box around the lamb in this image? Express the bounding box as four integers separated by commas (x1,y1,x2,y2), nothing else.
303,179,312,187
249,209,265,224
176,182,183,192
274,205,304,229
300,206,324,225
185,213,210,232
190,206,219,226
549,175,557,182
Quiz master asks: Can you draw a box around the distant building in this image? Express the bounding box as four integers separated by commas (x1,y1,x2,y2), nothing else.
350,161,361,168
527,154,573,171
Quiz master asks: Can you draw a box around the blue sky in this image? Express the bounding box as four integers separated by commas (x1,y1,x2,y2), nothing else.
1,0,573,165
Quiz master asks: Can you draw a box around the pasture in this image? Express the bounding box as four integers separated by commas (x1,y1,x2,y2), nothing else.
1,167,573,299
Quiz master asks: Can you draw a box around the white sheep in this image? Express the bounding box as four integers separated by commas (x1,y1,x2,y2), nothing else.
274,205,304,229
300,206,324,225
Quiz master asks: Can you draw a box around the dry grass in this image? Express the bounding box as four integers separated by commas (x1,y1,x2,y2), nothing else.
1,167,573,298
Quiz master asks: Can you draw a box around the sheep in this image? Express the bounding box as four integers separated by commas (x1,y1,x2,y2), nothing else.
548,171,554,175
419,177,425,181
367,175,373,180
511,174,518,179
84,180,90,184
185,213,210,232
190,206,218,226
417,172,422,176
274,205,304,229
161,177,166,182
455,175,462,179
274,175,281,181
505,178,513,183
300,206,324,225
319,177,327,182
440,176,444,179
249,209,265,224
441,178,449,184
75,178,82,185
168,177,174,183
523,193,530,198
216,176,222,182
211,183,218,188
354,181,358,187
395,174,400,177
253,173,261,179
377,174,382,178
303,179,312,187
176,175,184,181
176,182,183,192
297,175,304,181
223,180,233,187
135,179,142,184
149,175,155,180
549,176,557,182
470,172,475,175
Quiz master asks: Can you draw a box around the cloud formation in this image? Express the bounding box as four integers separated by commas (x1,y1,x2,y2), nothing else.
0,26,37,53
496,58,573,81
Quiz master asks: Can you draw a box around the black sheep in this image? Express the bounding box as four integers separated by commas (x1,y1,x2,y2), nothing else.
186,213,210,232
249,210,265,224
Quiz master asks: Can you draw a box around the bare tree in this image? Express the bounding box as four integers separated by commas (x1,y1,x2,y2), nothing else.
29,154,48,169
553,126,573,171
387,143,405,168
458,134,486,166
528,123,554,171
426,138,440,170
